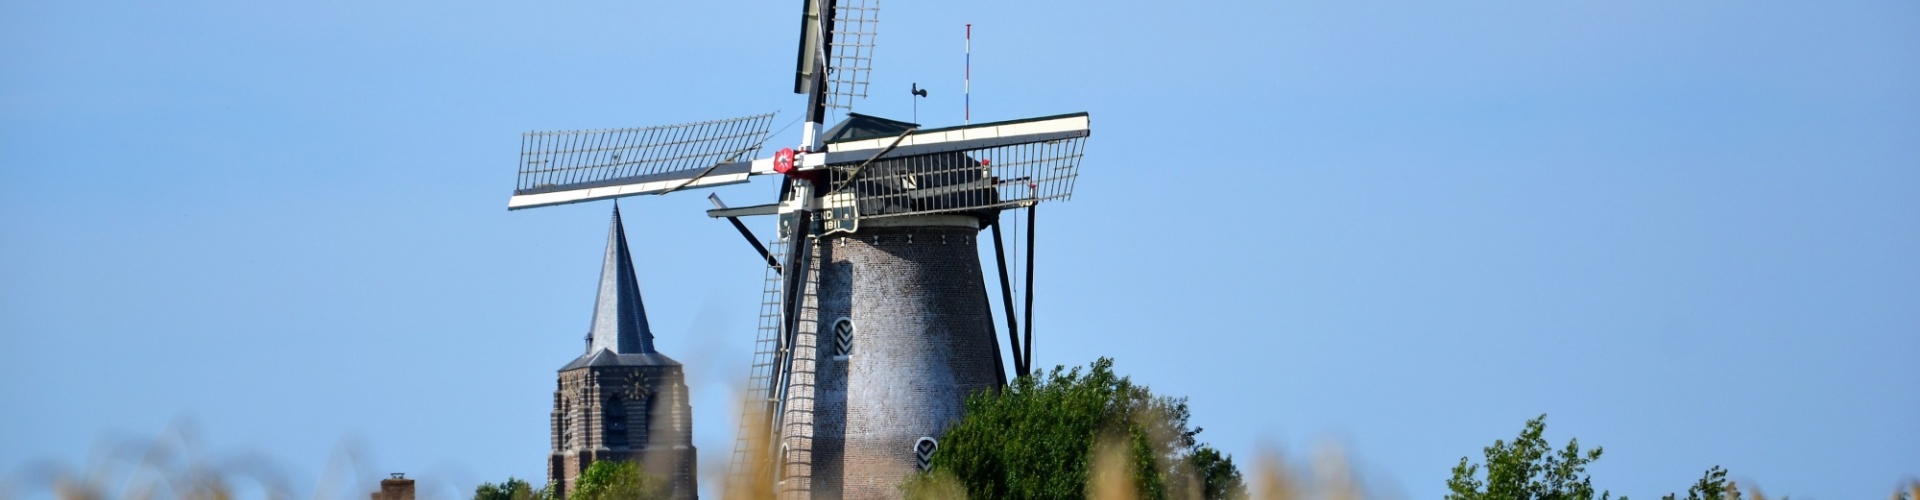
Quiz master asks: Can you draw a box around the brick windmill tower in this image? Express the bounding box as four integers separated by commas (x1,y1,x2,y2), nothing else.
505,0,1090,497
546,206,697,499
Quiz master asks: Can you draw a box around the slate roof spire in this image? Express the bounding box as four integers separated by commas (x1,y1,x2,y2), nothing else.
586,203,656,354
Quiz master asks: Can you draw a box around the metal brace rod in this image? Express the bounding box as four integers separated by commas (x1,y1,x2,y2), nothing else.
709,194,782,272
1023,203,1037,375
991,213,1027,378
830,125,920,192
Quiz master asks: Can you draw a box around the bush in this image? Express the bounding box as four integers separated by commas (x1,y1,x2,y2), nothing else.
905,357,1245,500
473,477,541,500
572,460,667,500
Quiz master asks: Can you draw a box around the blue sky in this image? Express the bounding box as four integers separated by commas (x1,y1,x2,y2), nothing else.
3,1,1916,499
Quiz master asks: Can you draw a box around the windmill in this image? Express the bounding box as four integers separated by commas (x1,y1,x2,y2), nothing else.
506,0,1090,497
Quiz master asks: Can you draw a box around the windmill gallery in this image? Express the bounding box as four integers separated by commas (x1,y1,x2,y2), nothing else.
505,1,1091,498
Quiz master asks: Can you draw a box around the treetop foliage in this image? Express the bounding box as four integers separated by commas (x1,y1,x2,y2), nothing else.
571,460,667,500
904,357,1246,500
1662,466,1739,500
1447,415,1759,500
473,477,540,500
1446,414,1614,500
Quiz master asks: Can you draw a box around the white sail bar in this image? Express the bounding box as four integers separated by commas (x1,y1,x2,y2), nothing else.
508,161,761,210
749,112,1091,175
823,112,1086,162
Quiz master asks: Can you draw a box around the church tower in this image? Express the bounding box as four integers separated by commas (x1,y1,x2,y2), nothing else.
549,206,698,499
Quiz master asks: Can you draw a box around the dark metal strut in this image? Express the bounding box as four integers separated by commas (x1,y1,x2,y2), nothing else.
710,194,782,271
990,213,1027,378
1022,204,1037,376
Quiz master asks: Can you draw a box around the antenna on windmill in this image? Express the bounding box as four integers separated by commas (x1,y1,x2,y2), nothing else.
965,23,972,124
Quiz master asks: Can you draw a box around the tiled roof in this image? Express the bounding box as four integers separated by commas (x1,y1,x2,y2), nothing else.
558,348,681,371
821,113,920,144
583,204,655,356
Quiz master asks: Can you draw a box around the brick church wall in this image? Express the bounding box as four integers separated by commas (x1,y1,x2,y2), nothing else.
551,364,698,499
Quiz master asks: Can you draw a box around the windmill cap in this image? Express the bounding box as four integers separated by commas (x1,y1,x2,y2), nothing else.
821,113,920,144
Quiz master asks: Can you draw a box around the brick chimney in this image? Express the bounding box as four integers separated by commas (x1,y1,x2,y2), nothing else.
371,473,415,500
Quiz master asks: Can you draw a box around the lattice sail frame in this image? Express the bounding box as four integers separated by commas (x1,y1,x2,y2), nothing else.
825,0,878,110
824,135,1086,221
515,113,776,195
725,238,787,498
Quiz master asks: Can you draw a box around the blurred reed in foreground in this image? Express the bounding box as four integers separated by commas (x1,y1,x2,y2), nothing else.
6,411,1915,500
1,423,296,500
5,430,1915,499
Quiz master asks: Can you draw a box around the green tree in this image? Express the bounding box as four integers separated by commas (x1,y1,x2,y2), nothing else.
1170,445,1248,500
473,477,539,500
904,357,1246,500
1662,466,1739,500
571,460,667,500
1445,414,1617,500
1448,415,1745,500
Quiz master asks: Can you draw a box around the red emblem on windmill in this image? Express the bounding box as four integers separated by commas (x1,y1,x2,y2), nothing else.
773,147,797,174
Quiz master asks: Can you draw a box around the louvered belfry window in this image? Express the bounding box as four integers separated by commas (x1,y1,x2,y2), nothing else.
833,318,854,358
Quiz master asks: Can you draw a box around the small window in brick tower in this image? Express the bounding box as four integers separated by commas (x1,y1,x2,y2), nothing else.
833,318,854,358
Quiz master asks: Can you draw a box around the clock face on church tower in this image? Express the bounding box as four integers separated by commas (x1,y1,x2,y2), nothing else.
622,371,653,400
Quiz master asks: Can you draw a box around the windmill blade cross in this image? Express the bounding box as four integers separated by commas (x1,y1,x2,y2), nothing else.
498,0,1093,492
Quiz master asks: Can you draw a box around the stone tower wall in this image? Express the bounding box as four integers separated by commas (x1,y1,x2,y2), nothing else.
778,218,1003,500
550,365,698,499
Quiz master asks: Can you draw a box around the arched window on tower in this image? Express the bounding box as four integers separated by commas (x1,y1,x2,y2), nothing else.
604,394,629,448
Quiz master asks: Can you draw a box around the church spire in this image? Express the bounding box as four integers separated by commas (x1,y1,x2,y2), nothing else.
585,204,656,354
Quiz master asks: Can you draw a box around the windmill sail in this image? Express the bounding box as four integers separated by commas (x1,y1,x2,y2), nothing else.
793,0,879,111
726,238,788,496
823,112,1090,220
511,113,777,209
824,0,878,110
792,0,825,95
